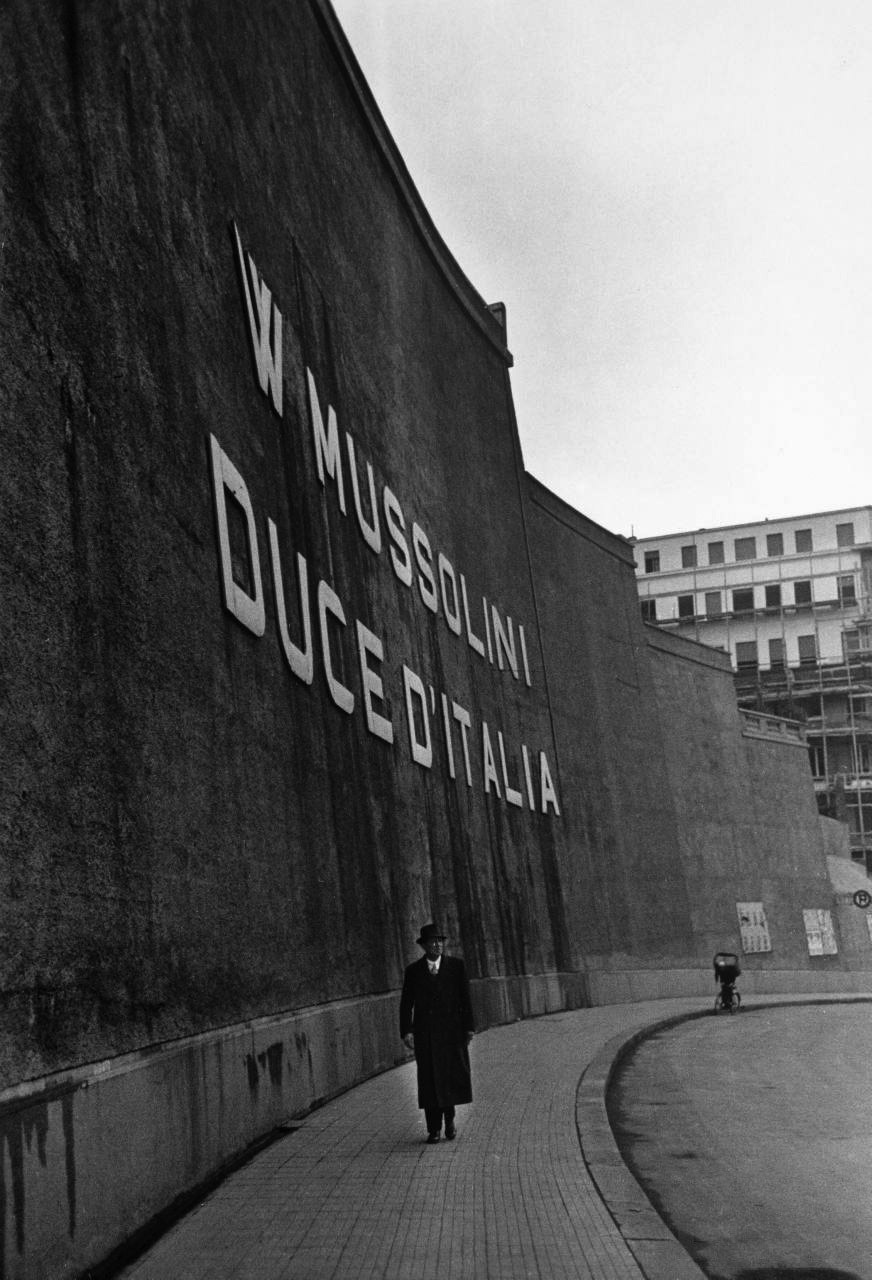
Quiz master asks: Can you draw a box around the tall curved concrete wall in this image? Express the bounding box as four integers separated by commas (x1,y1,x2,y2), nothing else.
524,481,851,984
1,2,869,1275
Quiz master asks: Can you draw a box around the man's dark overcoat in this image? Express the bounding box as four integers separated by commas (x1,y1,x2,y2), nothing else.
399,954,474,1109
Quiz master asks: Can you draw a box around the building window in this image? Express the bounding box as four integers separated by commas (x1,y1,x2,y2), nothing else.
643,550,660,574
837,522,855,548
735,640,758,669
808,742,825,777
640,598,657,622
705,590,722,618
797,634,817,664
708,541,725,565
845,623,872,656
838,574,857,606
732,587,754,614
766,532,784,557
768,637,785,669
677,594,694,619
794,528,813,553
765,584,781,609
854,742,872,775
794,580,812,605
846,796,872,839
734,536,756,561
681,544,697,568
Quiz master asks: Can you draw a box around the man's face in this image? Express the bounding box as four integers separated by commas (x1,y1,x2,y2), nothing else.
424,936,444,960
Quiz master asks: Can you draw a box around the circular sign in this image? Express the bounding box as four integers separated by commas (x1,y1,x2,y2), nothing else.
853,889,872,909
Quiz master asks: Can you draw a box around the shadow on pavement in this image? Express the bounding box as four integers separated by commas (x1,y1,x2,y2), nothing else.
734,1270,863,1280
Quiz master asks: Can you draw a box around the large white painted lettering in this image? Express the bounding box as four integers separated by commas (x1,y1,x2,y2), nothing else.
209,434,265,637
347,435,381,554
220,231,562,819
403,665,433,768
539,753,560,815
318,580,354,714
492,609,518,679
383,486,412,586
232,221,283,417
498,731,524,808
438,554,462,636
301,364,535,686
412,523,438,614
452,702,474,788
481,722,500,797
460,576,485,657
269,521,314,685
357,621,393,743
307,368,346,514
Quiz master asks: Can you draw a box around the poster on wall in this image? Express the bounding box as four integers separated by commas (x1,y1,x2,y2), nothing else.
803,909,838,956
736,902,772,953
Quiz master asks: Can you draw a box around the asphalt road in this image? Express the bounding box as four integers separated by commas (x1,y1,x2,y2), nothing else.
607,1000,872,1280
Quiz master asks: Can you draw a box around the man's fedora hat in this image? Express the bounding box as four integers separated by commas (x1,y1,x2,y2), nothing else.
417,922,445,946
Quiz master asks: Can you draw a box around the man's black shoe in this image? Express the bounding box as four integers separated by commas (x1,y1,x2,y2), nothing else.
426,1133,441,1144
444,1124,456,1140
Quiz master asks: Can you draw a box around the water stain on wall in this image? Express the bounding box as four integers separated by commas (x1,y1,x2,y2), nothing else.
245,1041,286,1096
0,1088,77,1278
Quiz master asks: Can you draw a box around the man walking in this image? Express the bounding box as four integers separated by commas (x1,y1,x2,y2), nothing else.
400,923,475,1143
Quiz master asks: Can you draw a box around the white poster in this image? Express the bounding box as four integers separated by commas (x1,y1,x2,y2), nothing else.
803,909,838,956
736,902,772,953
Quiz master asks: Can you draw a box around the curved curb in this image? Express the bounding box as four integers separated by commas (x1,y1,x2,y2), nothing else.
574,995,872,1280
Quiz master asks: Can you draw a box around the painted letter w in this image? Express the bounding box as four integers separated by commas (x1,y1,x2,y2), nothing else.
232,221,283,417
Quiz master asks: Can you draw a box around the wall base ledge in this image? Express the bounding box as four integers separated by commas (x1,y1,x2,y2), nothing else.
10,967,872,1279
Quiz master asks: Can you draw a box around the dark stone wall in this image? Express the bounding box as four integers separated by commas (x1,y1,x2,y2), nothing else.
645,628,838,967
0,0,844,1099
1,0,566,1086
526,484,844,977
525,480,698,968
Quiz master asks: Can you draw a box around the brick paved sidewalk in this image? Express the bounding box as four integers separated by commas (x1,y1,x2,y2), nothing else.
114,998,711,1280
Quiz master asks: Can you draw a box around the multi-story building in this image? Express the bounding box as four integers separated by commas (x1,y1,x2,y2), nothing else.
633,507,872,869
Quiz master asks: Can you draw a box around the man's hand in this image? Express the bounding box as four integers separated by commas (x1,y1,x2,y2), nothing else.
402,1033,414,1050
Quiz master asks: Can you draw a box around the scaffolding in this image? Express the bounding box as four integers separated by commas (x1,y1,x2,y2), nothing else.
637,528,872,868
734,605,872,868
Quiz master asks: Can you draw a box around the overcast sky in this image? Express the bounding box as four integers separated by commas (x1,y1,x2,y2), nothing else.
331,0,872,540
